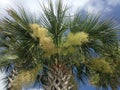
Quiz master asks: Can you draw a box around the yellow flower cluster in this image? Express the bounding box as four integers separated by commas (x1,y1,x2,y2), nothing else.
29,24,89,56
89,73,100,86
29,24,56,57
60,46,75,55
12,65,41,90
90,58,113,73
29,24,48,39
64,32,89,47
61,32,89,55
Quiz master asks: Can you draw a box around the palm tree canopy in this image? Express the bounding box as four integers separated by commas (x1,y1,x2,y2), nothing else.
0,0,120,89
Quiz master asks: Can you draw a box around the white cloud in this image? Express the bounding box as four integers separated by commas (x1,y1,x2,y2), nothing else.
0,71,7,90
67,0,90,13
0,0,90,15
0,0,10,7
0,0,119,16
0,0,11,11
69,0,89,9
83,0,113,14
106,0,120,6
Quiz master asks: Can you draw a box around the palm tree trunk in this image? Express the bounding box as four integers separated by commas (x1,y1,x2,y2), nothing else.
7,67,18,90
7,63,75,90
39,63,74,90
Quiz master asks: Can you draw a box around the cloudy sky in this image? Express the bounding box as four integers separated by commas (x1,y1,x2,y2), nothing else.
0,0,120,90
0,0,120,22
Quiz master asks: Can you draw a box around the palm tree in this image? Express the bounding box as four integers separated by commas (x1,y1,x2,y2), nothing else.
0,0,120,90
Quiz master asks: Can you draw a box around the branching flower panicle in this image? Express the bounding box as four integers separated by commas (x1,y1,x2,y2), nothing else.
90,58,113,73
12,65,41,89
64,32,89,47
60,32,89,55
29,24,56,57
89,73,100,86
29,24,48,39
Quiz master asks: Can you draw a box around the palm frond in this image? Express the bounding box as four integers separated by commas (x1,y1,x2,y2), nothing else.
1,7,43,68
40,0,68,46
70,12,118,57
69,12,119,87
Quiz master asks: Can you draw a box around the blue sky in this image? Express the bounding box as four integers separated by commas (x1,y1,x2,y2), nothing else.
0,0,120,90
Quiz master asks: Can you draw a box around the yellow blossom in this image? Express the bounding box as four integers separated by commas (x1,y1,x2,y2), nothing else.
90,58,113,73
64,32,89,47
60,46,75,55
29,23,56,57
29,24,48,39
12,65,41,89
40,37,55,51
89,73,100,86
60,32,89,55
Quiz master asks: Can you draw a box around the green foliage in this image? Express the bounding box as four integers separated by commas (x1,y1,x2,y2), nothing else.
40,0,68,46
1,7,43,69
0,54,18,66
